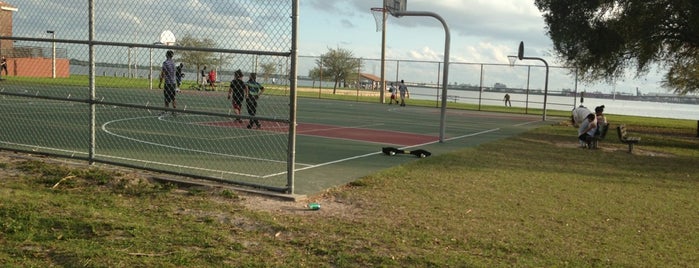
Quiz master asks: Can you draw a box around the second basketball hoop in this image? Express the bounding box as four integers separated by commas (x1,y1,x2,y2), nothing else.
370,7,386,32
508,55,517,68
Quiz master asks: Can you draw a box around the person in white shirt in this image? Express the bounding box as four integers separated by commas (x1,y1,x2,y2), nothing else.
571,105,592,127
398,80,409,107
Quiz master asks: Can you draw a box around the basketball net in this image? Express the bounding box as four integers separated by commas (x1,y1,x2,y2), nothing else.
507,56,517,68
371,7,386,32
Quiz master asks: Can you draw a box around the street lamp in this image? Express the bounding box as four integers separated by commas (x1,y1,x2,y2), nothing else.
46,30,55,78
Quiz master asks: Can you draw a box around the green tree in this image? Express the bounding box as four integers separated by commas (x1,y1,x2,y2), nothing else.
259,62,277,83
535,0,699,94
309,48,361,94
176,34,229,83
308,68,322,88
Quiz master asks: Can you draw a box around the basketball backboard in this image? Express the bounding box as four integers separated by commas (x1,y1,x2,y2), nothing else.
385,0,406,17
159,30,176,46
517,41,524,60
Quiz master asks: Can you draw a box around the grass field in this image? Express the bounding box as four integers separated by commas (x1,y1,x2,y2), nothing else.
1,101,697,266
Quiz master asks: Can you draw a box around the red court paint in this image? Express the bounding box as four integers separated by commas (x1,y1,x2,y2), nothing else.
199,121,437,146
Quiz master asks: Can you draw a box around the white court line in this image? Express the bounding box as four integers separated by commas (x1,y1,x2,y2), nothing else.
291,127,502,173
0,141,87,158
289,120,539,174
101,115,313,167
513,120,541,127
287,150,385,173
0,140,269,179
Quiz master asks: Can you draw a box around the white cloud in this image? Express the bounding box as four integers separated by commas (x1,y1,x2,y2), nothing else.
116,12,142,26
408,46,441,61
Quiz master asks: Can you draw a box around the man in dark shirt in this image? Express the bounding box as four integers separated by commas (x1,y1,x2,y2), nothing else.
228,69,247,123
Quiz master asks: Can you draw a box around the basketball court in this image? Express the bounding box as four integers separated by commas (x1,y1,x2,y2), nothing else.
0,83,547,196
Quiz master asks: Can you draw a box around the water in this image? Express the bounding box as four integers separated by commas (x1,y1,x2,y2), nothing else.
405,86,699,121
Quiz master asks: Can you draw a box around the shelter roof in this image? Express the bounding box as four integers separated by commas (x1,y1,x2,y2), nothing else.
359,73,382,82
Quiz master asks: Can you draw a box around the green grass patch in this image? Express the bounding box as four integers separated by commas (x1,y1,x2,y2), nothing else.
1,115,698,266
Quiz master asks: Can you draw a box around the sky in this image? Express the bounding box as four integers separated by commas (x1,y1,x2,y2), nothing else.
300,0,549,64
5,0,671,94
298,0,669,95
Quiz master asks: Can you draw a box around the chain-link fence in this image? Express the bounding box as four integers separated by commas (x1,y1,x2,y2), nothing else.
297,55,582,113
0,1,299,193
1,0,585,195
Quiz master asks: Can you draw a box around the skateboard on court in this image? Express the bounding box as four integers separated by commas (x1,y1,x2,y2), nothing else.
382,147,432,158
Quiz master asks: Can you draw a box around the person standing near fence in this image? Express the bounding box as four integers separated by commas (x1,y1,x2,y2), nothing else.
504,93,512,107
228,69,247,123
245,72,265,129
175,63,184,90
388,82,399,105
398,80,409,106
0,56,8,77
160,50,177,115
200,66,207,89
208,68,217,91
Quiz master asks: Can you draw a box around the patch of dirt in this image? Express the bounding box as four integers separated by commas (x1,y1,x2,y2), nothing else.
0,150,360,219
234,187,363,219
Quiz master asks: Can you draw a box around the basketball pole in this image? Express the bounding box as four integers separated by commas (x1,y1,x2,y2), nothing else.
517,41,549,121
393,10,451,143
379,5,387,104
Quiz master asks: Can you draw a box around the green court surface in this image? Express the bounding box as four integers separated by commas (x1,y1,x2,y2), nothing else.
0,85,549,196
289,99,549,194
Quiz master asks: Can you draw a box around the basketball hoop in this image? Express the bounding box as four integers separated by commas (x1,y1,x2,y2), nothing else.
508,55,517,68
159,30,176,46
371,7,386,32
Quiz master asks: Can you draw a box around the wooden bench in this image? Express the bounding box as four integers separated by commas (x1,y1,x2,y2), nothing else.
617,124,641,153
590,123,609,149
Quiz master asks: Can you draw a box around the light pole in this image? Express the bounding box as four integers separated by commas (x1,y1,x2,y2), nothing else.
149,42,163,90
46,30,55,78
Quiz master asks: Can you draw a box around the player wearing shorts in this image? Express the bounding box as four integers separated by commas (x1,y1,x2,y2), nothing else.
388,83,398,105
245,73,265,129
398,79,410,106
208,68,217,91
160,50,177,115
228,69,247,123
